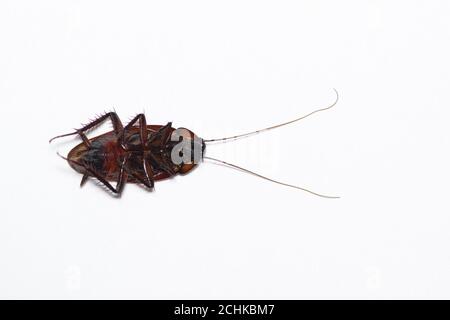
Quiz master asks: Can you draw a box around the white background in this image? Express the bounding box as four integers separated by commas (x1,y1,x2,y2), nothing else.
0,0,449,299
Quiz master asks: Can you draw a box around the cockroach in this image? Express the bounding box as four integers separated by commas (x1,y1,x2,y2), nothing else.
50,90,339,198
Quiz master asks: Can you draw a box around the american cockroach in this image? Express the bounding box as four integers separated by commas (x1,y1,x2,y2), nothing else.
50,90,339,198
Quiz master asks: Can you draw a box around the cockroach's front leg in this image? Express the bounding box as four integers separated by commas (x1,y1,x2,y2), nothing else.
147,122,176,175
49,112,124,146
148,122,173,146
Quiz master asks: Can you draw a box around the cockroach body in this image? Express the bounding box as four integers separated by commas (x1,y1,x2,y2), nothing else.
68,124,201,184
51,113,204,194
50,90,340,198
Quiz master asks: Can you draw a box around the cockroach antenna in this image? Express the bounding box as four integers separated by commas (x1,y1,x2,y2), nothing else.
202,89,340,198
204,156,339,199
203,88,339,143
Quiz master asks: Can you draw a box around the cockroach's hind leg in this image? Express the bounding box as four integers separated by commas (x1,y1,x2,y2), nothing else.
89,111,124,133
77,131,91,148
80,174,89,187
50,129,91,147
78,111,124,139
50,112,124,144
68,156,128,196
87,167,127,196
49,133,71,143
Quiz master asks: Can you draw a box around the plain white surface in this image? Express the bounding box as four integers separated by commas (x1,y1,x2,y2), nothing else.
0,0,449,299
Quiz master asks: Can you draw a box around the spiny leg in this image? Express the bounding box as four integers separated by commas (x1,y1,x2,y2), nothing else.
88,167,127,195
49,112,124,145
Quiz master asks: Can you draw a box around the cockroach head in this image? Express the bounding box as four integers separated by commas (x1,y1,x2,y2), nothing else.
170,127,205,165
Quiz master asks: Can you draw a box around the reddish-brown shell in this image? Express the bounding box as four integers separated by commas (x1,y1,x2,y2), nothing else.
67,125,200,183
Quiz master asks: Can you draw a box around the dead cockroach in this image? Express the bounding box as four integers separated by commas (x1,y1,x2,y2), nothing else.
50,90,339,198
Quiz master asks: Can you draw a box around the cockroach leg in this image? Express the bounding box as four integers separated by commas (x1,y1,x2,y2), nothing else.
57,152,127,194
88,167,127,195
147,152,175,175
77,131,91,148
122,113,148,145
49,112,124,144
77,112,124,148
115,157,129,194
148,122,172,146
80,174,89,187
157,122,173,145
142,157,154,188
84,159,128,195
124,164,154,189
83,112,124,136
